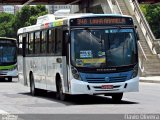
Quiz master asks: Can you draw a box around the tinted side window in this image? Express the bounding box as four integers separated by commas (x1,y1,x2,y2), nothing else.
26,34,29,54
29,33,34,54
41,30,47,54
55,28,62,55
49,29,55,54
35,31,41,54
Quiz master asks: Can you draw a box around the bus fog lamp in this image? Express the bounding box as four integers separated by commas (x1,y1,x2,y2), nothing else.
73,74,80,79
71,69,77,74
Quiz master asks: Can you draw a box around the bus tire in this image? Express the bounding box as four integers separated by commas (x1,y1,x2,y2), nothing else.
8,77,12,82
30,74,40,96
56,80,67,101
112,93,123,103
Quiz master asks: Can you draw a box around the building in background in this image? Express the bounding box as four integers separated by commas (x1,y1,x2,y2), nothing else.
47,5,78,14
0,5,20,14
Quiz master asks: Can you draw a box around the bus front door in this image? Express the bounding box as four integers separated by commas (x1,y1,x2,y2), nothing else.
18,35,27,86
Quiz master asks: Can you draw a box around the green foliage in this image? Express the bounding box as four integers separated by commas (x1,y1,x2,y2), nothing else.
0,13,15,37
140,4,160,38
0,5,48,38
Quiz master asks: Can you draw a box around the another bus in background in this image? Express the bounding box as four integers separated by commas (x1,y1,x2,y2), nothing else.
0,37,17,82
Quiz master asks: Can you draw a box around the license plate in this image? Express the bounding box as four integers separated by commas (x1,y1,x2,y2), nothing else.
101,85,113,89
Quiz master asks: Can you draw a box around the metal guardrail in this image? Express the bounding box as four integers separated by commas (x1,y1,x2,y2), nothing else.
138,41,147,73
106,0,122,14
130,0,160,75
114,0,123,14
132,0,160,54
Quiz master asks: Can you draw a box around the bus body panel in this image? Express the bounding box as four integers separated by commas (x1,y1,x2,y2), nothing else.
18,56,28,85
69,76,139,95
24,56,69,92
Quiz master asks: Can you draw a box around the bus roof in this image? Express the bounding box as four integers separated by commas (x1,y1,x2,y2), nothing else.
17,14,133,35
0,37,16,41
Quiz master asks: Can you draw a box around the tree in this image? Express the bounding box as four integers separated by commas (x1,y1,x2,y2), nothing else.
0,13,15,37
0,5,48,38
13,5,48,38
140,4,160,38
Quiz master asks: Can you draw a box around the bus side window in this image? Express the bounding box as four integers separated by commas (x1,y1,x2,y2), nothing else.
35,31,41,54
41,30,47,54
62,30,69,56
29,33,34,54
26,34,29,55
46,30,49,53
49,29,56,54
55,28,62,55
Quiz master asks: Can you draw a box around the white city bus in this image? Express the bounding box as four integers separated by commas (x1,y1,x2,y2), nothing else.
17,14,139,102
0,37,17,82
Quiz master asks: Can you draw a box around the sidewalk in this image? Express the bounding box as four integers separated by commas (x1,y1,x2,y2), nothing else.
140,76,160,83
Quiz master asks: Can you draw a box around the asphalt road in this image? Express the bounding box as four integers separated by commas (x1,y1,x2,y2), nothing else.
0,78,160,119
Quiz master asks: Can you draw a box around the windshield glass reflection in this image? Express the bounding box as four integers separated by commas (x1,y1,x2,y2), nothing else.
0,46,16,63
71,28,137,68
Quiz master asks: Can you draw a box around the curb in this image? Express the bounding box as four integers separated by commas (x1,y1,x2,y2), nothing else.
139,76,160,83
140,80,160,84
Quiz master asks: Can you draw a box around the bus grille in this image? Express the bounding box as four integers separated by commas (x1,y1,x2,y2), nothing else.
86,76,127,83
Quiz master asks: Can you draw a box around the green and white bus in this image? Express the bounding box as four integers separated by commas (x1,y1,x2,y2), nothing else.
0,37,17,82
18,14,139,102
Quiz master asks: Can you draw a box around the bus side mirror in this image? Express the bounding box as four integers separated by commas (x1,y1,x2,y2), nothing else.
135,25,140,41
135,25,137,29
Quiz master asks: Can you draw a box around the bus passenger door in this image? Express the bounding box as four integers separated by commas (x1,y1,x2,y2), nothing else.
18,35,27,86
62,30,69,93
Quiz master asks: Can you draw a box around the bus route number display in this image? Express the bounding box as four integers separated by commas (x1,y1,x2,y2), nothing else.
70,17,133,26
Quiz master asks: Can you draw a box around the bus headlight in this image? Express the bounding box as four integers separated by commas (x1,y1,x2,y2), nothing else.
71,67,81,80
132,64,138,78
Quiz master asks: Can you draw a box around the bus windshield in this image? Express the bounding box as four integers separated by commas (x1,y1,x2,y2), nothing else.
0,45,16,64
71,28,137,68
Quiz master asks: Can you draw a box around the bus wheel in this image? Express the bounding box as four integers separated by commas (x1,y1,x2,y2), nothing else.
8,77,12,82
56,80,67,101
30,74,39,96
112,93,123,103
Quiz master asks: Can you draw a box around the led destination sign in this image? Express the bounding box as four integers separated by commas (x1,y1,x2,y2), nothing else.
77,18,125,25
70,16,133,26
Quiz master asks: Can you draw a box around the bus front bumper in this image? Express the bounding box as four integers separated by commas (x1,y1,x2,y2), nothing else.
0,69,17,78
69,76,139,95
